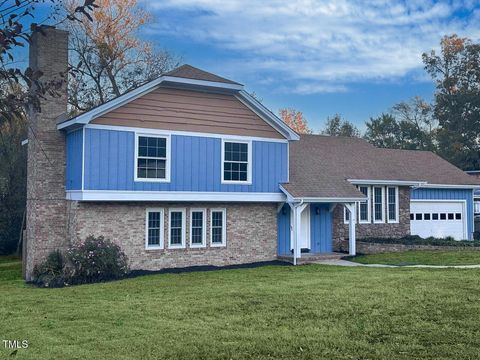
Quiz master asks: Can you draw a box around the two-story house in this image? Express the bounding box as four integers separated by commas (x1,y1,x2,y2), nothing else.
23,27,480,279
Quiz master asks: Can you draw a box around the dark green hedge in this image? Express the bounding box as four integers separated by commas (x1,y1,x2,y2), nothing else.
358,235,480,247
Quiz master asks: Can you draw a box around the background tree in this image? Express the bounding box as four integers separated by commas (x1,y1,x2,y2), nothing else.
322,114,360,137
364,113,401,148
364,97,437,151
423,34,480,170
65,0,180,112
279,108,312,134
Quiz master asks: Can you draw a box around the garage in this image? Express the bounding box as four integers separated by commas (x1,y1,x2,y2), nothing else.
410,201,467,240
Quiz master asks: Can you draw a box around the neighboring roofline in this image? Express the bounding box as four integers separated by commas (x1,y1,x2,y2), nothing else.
236,91,300,141
56,74,298,141
279,184,366,203
348,179,427,187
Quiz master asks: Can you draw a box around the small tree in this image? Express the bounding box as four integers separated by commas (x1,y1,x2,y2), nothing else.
279,108,312,134
322,114,360,137
364,113,401,148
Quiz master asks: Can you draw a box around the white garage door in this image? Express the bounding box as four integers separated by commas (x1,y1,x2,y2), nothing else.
410,201,466,240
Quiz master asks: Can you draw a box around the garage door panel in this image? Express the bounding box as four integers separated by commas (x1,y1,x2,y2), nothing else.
410,201,465,240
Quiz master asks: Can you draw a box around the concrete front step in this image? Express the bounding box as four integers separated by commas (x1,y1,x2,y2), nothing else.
277,252,346,265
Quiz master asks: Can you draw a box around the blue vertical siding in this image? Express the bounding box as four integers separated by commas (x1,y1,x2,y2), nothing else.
276,203,334,255
84,128,288,192
65,129,83,190
310,204,333,253
411,188,475,239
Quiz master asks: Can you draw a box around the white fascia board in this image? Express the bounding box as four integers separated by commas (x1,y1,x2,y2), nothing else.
419,184,480,189
348,179,428,186
85,124,288,144
236,91,300,141
58,76,244,131
161,76,244,91
66,190,286,202
278,184,366,204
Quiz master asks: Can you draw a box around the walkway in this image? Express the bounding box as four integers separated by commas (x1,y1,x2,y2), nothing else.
314,259,480,269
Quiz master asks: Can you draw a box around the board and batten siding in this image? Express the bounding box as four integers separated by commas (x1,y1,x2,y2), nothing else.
81,128,288,193
411,188,474,239
90,87,284,139
277,203,333,256
65,128,83,190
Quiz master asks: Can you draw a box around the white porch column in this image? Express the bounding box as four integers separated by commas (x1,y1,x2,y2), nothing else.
288,202,308,265
345,203,356,256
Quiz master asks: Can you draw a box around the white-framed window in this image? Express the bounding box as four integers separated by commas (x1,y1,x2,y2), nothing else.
221,139,252,184
168,208,186,248
373,186,385,223
358,186,371,223
145,208,164,249
135,133,171,182
210,208,227,247
190,208,206,248
387,186,399,223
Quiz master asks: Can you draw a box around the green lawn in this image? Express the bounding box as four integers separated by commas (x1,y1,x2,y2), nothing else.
347,250,480,266
2,258,480,359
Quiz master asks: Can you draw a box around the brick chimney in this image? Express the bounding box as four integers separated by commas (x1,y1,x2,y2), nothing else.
24,26,69,280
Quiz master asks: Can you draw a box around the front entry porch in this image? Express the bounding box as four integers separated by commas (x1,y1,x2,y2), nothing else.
277,202,357,265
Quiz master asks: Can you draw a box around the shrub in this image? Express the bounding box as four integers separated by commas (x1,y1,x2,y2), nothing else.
32,250,66,287
66,235,129,284
359,235,480,247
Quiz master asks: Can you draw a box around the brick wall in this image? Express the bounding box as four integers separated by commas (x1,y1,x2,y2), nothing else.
355,241,480,254
332,186,411,252
24,27,69,280
67,202,278,270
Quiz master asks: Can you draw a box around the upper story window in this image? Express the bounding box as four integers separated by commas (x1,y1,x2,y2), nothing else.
222,140,252,184
373,186,385,223
135,134,170,182
387,187,399,223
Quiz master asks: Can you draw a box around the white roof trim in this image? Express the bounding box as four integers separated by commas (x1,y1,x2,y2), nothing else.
279,184,366,203
236,91,299,141
56,74,296,141
419,184,480,189
348,179,427,186
66,190,286,202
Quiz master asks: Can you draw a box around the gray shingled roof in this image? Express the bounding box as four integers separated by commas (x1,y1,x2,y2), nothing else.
164,64,241,85
282,134,480,199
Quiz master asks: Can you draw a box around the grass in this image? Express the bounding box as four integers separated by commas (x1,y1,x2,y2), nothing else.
2,258,480,359
347,250,480,266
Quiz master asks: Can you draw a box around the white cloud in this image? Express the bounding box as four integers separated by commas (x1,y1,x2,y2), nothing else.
143,0,480,94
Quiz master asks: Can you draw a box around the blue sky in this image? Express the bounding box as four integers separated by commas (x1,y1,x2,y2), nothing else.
25,0,480,130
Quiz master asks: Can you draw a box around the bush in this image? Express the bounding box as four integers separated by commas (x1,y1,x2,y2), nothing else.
359,235,480,247
32,250,66,287
66,235,129,284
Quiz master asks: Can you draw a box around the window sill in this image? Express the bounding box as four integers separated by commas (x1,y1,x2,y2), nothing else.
190,244,206,249
168,245,186,249
145,246,163,251
210,243,226,248
134,178,171,183
221,180,252,185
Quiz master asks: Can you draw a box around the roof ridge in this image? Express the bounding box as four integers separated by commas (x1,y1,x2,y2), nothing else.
164,64,241,85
